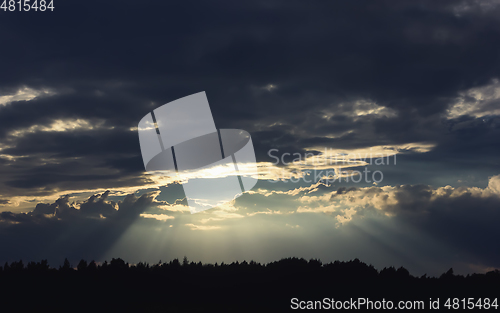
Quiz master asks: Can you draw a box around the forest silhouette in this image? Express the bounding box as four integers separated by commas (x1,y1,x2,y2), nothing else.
1,257,499,312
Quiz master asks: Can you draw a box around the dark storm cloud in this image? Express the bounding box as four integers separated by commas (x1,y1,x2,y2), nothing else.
313,177,500,268
0,191,162,264
0,0,498,187
394,185,500,267
1,0,499,127
0,126,151,194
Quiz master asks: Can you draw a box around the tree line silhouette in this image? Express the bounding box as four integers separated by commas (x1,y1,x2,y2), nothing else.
0,257,499,312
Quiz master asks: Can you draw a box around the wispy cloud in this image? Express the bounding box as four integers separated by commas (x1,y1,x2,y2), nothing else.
185,223,221,231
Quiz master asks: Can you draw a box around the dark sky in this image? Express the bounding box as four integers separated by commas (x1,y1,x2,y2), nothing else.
0,0,500,276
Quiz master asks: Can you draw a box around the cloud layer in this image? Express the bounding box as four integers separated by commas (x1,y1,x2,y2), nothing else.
1,0,500,275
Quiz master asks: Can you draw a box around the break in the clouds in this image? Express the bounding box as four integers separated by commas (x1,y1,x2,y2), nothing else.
0,0,500,274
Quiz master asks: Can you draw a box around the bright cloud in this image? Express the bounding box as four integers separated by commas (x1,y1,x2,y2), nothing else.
0,86,56,106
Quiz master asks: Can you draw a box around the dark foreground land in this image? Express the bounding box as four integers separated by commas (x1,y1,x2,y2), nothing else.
0,257,499,312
